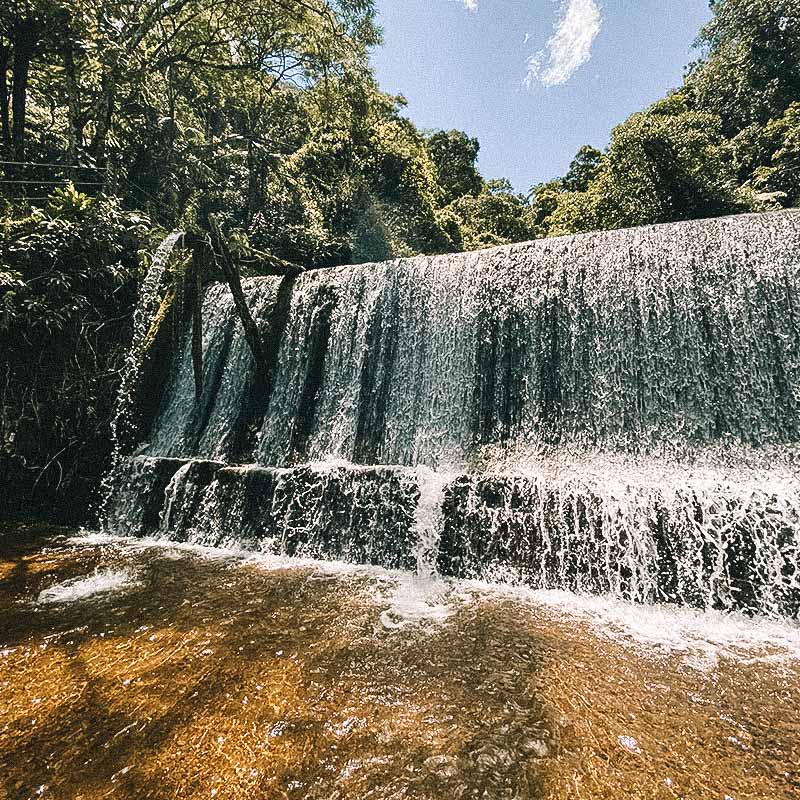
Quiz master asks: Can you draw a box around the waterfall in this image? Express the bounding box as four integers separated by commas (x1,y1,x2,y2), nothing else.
110,230,184,457
105,211,800,617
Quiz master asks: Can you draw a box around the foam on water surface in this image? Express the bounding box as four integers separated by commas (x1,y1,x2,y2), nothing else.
68,531,800,667
461,581,800,670
36,568,138,605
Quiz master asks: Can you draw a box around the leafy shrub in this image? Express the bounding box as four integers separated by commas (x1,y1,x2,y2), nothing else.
0,189,150,521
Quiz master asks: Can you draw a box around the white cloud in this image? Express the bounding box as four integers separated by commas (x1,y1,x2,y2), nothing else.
452,0,478,11
526,0,602,88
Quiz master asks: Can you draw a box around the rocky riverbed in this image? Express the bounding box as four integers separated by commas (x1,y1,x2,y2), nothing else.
1,523,799,800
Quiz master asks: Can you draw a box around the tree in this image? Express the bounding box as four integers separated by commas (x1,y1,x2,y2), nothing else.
750,102,800,207
527,145,603,237
448,179,535,251
528,180,563,238
591,94,745,229
0,0,59,158
0,188,149,517
243,78,457,266
687,0,800,137
425,129,484,206
544,188,600,238
561,145,603,192
1,1,380,205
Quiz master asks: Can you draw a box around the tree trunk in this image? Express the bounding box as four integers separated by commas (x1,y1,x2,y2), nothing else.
0,41,10,147
11,19,37,160
92,69,116,168
63,38,81,173
207,218,270,388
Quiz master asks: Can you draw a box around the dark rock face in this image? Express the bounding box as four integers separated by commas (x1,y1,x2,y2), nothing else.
105,456,190,536
106,212,800,617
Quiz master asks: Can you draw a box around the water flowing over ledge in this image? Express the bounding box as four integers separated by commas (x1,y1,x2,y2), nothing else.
106,211,800,617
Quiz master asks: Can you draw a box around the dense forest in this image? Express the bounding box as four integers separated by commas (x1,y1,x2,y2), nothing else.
0,0,798,519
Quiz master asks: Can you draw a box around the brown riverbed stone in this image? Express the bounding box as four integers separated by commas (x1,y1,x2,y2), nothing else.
1,523,798,800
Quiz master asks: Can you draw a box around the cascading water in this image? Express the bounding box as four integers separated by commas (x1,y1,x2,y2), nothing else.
109,231,184,459
101,231,184,523
105,212,800,617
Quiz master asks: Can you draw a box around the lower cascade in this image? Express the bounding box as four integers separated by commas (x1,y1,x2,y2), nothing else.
106,211,800,618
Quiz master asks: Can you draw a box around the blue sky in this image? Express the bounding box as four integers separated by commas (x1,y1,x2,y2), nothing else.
371,0,713,194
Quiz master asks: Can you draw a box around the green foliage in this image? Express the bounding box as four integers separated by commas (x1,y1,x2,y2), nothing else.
366,117,454,256
47,182,94,218
349,190,394,263
544,189,600,238
3,1,514,266
0,192,149,518
242,83,456,266
530,146,603,237
687,0,800,137
561,145,603,193
528,181,563,238
750,103,800,206
0,0,542,267
448,180,535,251
591,94,744,229
1,193,146,332
425,130,484,206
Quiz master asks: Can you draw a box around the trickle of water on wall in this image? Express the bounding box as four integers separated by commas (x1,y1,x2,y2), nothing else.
144,279,282,460
100,232,183,524
106,212,800,617
413,467,450,578
114,232,183,439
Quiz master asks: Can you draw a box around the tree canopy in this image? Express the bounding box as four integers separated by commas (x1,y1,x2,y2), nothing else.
3,0,795,257
0,0,538,263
